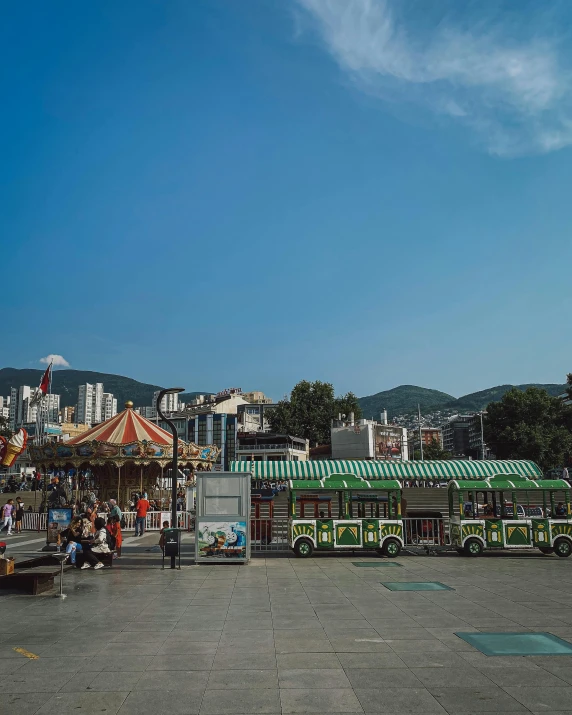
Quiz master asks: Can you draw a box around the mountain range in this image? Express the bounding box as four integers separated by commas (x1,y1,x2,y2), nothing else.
358,383,567,418
0,368,168,409
0,367,566,417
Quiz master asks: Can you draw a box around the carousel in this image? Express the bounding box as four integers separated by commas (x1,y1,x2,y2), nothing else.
28,401,220,506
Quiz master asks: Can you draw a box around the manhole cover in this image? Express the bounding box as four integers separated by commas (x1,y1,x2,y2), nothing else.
380,582,453,591
456,632,572,656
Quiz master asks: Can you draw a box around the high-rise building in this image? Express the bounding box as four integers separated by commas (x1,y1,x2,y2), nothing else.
77,383,116,425
442,415,472,456
103,393,118,421
0,396,10,421
9,386,59,428
77,383,100,424
153,390,179,414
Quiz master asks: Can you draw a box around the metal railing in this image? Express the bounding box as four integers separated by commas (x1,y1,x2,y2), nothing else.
20,511,192,532
403,517,449,547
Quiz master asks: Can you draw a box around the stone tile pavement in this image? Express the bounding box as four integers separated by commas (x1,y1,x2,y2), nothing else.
2,553,572,714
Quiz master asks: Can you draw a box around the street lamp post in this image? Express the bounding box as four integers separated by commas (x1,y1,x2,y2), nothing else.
156,387,185,569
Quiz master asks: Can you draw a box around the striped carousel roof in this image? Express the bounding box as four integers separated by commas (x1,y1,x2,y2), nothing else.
67,404,174,446
230,459,543,481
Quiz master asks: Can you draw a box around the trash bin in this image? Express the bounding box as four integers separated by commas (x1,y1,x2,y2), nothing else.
164,528,180,557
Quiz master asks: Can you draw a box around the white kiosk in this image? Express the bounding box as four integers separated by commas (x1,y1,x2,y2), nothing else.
195,471,251,563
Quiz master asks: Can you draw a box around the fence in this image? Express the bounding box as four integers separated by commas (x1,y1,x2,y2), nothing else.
21,511,192,532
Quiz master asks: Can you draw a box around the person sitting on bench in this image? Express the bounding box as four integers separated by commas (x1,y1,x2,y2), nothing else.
63,517,84,565
81,518,110,570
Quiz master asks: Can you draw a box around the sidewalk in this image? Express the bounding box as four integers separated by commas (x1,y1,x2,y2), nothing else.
2,553,572,714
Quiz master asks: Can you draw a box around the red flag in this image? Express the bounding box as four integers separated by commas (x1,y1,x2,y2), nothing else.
31,362,52,403
38,363,52,395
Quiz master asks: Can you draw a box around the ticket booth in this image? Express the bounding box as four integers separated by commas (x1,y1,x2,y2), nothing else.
195,471,251,563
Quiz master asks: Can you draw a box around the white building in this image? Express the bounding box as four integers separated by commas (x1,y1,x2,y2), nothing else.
77,383,115,425
137,406,156,419
0,395,10,421
331,418,409,461
152,390,180,415
9,386,59,428
103,393,118,421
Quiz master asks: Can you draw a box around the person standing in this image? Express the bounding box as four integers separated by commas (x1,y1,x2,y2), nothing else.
134,493,150,537
14,497,24,534
107,515,122,558
1,500,15,535
563,467,569,482
108,499,122,522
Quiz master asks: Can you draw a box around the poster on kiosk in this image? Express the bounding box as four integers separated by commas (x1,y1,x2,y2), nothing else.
195,471,251,563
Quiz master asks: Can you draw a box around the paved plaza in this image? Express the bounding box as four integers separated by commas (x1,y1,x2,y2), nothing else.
3,552,572,714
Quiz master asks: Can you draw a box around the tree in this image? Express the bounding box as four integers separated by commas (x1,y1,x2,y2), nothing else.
413,438,452,461
267,381,362,446
334,392,362,423
484,387,572,471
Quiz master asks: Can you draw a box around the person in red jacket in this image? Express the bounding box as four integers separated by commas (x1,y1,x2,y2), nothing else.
134,493,150,537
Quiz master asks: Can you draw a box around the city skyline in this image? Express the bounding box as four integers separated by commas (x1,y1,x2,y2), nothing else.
2,1,571,399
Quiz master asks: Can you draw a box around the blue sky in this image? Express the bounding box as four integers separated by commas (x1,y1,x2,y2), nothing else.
2,0,572,400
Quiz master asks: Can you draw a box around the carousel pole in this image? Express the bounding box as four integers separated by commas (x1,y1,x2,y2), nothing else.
156,388,184,569
117,465,121,509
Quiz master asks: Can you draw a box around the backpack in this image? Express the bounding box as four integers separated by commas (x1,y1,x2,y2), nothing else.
105,528,116,551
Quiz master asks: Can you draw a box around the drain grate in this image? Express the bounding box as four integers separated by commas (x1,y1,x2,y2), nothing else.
380,582,453,591
455,632,572,656
352,562,402,567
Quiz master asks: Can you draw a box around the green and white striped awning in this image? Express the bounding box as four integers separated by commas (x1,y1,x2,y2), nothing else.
230,459,543,481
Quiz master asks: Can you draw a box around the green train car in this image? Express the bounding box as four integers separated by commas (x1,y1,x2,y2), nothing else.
449,474,572,557
288,473,403,558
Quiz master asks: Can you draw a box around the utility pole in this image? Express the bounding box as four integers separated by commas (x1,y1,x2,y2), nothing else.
418,404,424,461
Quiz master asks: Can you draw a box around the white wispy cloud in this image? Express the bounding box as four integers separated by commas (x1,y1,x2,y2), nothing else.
295,0,572,155
40,354,70,367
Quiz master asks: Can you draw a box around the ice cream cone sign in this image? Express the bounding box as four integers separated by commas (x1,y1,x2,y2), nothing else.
0,428,28,467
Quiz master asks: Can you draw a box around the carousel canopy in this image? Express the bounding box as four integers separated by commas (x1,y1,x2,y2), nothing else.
67,403,173,446
30,401,221,466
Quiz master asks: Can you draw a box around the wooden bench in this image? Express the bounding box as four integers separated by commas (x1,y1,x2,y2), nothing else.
0,566,60,595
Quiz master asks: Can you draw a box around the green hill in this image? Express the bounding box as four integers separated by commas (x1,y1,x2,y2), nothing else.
447,383,566,412
0,368,165,409
358,382,566,417
358,385,455,418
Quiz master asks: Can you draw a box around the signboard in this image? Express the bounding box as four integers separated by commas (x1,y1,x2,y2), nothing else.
197,521,247,560
374,426,404,460
47,508,73,544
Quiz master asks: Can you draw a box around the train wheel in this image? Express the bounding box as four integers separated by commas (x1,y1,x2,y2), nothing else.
294,538,314,558
383,538,401,558
539,547,554,555
554,538,572,558
464,538,483,557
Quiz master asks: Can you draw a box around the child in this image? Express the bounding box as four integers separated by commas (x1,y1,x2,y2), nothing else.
159,520,169,553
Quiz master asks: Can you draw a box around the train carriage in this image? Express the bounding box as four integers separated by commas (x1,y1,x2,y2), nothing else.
288,473,403,558
449,474,572,557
